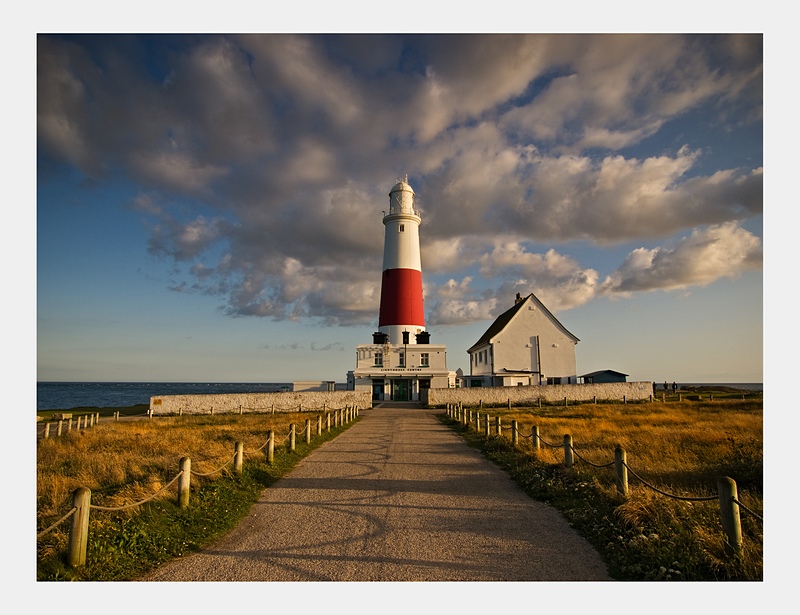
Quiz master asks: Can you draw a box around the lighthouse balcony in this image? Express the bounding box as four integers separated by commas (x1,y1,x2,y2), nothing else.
383,210,421,223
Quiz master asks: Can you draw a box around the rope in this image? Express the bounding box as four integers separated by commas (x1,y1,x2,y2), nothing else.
622,462,717,502
250,438,269,453
733,497,764,522
537,434,561,448
89,473,183,511
191,453,236,477
569,445,616,468
37,507,77,539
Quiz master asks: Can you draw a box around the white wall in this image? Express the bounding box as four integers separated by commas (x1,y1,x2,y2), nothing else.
150,390,371,415
424,381,653,407
494,301,577,381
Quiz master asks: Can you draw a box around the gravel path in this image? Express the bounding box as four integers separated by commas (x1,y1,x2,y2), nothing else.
143,404,611,581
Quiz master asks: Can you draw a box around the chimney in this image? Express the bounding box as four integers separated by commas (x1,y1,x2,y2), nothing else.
515,292,523,305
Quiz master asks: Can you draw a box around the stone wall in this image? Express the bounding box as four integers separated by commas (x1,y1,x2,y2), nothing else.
423,381,653,407
150,390,371,416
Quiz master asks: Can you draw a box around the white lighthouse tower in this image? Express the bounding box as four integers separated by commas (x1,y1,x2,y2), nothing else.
378,175,425,345
348,177,451,403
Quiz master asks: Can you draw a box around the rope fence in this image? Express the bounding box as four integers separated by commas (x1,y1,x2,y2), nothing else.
445,402,760,558
37,405,360,568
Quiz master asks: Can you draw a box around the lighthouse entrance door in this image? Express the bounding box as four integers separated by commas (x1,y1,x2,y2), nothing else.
392,379,410,401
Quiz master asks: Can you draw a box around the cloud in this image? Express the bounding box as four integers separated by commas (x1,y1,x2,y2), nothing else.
37,34,762,329
600,222,763,294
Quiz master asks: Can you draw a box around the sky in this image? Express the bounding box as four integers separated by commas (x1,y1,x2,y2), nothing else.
34,31,766,384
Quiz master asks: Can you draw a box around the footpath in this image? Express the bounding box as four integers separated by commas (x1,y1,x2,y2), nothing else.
143,404,611,581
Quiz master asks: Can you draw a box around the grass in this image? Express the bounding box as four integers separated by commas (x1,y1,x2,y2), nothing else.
440,396,763,581
37,410,356,581
37,404,151,422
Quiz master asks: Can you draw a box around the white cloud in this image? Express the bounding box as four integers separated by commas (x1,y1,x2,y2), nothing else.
37,34,762,330
600,222,763,294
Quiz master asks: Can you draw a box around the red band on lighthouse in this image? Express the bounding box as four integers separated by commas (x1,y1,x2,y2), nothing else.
378,268,424,327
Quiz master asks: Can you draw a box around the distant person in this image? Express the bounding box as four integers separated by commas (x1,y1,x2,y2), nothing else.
652,382,657,396
664,381,669,393
672,381,677,393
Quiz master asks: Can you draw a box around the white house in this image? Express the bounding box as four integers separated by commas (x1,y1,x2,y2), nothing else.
348,332,452,402
465,293,579,388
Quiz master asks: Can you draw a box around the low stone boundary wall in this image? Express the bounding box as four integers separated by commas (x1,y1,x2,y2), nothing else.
423,381,653,407
150,390,371,416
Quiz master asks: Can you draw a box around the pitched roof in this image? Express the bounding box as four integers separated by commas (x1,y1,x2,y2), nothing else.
467,293,580,353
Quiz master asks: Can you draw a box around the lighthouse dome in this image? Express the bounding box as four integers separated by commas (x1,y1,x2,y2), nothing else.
388,175,417,215
390,178,414,195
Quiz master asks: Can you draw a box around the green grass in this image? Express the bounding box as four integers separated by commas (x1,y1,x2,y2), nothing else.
37,417,357,581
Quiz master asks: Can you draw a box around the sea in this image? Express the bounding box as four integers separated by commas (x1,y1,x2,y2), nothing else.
36,382,297,411
36,381,763,412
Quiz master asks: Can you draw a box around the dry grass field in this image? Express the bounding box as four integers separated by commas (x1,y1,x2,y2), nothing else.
37,412,325,519
449,397,763,580
37,411,343,579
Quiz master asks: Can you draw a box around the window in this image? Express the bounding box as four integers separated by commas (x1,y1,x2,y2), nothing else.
420,353,429,367
374,351,383,367
399,224,405,232
398,351,405,367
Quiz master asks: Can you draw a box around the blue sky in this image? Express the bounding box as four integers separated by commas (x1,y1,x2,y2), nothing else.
34,31,765,384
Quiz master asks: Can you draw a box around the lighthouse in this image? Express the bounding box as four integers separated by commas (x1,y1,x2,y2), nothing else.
347,177,451,403
378,176,426,345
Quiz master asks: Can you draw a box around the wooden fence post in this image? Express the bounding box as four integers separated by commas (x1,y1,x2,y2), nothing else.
717,476,743,556
266,430,274,464
532,425,540,450
495,416,502,437
57,420,63,437
615,446,628,496
305,419,312,444
326,412,331,432
507,398,511,410
67,487,91,567
564,397,568,407
178,457,191,508
317,415,322,436
511,420,518,447
564,434,574,467
234,442,244,474
289,424,296,452
484,416,491,437
538,398,542,408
